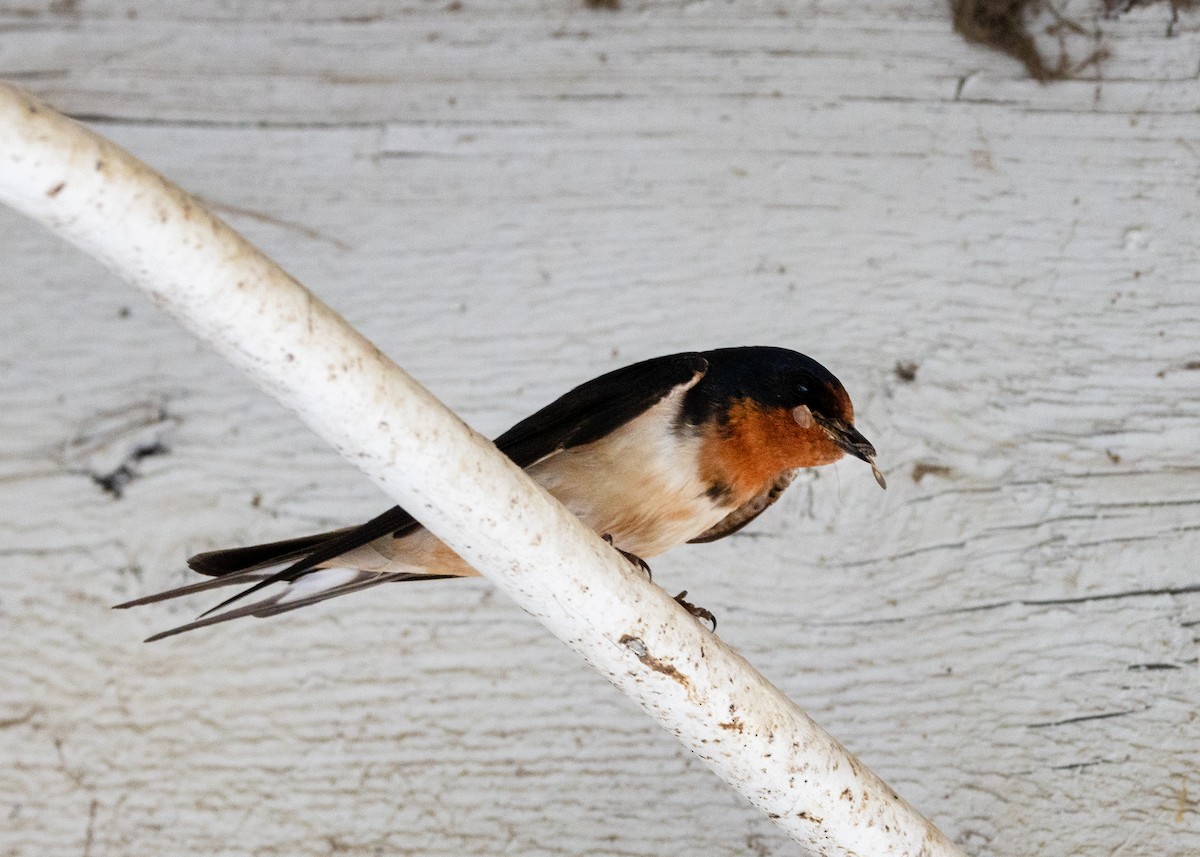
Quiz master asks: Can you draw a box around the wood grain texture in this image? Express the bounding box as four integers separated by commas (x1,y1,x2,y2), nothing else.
1,1,1198,855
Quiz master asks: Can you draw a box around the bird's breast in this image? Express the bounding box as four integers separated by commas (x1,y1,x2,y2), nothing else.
699,399,837,499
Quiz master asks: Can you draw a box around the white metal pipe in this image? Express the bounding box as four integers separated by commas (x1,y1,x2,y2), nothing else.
0,82,966,857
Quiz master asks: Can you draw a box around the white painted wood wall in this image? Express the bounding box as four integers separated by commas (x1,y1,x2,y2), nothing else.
2,2,1197,855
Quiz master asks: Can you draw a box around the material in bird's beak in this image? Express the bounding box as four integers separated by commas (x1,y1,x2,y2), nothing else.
813,414,886,490
866,455,887,490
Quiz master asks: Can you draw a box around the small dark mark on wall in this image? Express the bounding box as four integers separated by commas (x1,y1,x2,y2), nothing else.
912,462,953,483
91,439,170,499
949,0,1110,80
1158,360,1200,377
1027,707,1142,729
950,0,1060,80
950,0,1192,80
63,402,180,500
584,0,621,9
1051,758,1117,772
893,361,918,383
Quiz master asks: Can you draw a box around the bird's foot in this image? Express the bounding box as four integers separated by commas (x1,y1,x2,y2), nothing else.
602,534,652,580
673,591,717,631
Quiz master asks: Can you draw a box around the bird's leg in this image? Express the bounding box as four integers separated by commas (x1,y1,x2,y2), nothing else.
602,533,652,580
673,591,717,631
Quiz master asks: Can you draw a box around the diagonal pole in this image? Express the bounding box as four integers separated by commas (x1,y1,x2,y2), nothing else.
0,82,966,857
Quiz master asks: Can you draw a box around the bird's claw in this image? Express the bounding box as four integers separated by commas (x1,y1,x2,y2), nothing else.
673,590,717,630
599,537,712,628
602,534,652,580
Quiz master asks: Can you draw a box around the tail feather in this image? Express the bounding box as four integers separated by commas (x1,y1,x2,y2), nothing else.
141,571,458,642
120,505,441,640
187,507,422,619
186,531,349,576
113,567,278,609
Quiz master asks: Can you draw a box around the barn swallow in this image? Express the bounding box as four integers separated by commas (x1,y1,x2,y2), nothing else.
117,346,883,641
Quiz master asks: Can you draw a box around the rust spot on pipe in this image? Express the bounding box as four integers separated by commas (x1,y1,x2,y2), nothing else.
619,634,693,695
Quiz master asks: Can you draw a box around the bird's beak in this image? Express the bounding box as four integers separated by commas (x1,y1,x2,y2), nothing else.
816,416,875,461
815,416,887,490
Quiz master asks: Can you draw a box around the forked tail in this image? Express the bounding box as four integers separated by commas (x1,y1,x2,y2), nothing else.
116,507,452,641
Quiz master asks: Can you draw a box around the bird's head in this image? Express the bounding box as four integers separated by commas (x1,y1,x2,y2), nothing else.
693,347,886,489
787,377,885,488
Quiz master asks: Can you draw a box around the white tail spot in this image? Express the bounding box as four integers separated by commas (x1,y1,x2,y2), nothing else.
277,567,361,604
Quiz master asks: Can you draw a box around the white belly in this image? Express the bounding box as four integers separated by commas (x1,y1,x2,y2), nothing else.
524,394,730,558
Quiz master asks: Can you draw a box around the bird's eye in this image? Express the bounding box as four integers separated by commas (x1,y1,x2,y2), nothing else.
797,384,808,394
